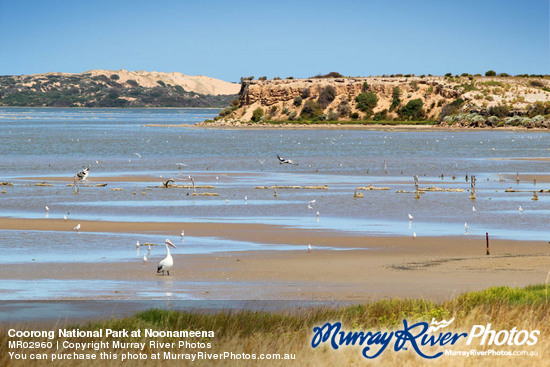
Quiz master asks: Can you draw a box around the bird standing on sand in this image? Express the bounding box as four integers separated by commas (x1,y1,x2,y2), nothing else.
73,223,81,232
413,232,416,239
74,167,89,184
157,239,177,276
142,255,147,265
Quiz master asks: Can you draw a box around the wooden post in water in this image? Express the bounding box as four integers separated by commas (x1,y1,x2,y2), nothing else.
486,232,490,256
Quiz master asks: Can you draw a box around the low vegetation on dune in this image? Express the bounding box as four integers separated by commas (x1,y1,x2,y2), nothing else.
0,72,236,108
1,285,549,366
207,72,550,128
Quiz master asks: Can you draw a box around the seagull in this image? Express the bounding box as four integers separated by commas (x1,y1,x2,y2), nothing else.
157,239,177,276
308,204,313,210
142,255,147,265
309,199,316,204
472,206,477,213
73,223,81,232
136,240,140,249
413,232,416,239
307,244,312,253
519,206,524,213
45,205,49,212
63,215,67,221
277,155,297,165
134,153,142,159
464,222,470,230
316,211,320,217
74,167,89,184
180,230,185,238
408,213,414,221
257,159,266,165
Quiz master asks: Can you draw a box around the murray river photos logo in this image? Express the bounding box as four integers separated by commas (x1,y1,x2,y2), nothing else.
311,318,539,359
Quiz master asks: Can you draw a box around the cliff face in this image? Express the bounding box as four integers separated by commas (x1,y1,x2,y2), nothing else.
212,76,550,125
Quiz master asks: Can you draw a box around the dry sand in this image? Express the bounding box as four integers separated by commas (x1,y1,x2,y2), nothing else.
1,218,548,302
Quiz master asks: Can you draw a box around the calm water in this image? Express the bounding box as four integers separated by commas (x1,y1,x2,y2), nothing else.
1,107,549,300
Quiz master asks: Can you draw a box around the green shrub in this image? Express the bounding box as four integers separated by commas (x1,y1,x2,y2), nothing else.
110,74,120,80
337,101,351,117
350,112,359,120
251,107,264,122
439,98,464,119
293,96,302,107
258,76,267,81
485,70,497,76
311,72,344,78
355,91,378,112
301,88,310,99
399,99,424,120
373,109,388,121
157,80,166,87
300,100,323,119
390,86,401,111
318,85,337,108
488,105,509,118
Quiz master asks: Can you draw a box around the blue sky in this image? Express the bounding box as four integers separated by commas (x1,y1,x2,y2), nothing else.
0,0,548,82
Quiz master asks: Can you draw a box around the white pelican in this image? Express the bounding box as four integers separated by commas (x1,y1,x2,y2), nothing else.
408,213,414,221
157,239,177,276
73,223,81,232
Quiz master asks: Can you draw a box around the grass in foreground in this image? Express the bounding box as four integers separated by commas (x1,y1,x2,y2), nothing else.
1,285,549,366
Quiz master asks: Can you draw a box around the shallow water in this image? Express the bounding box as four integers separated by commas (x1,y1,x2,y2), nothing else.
1,107,550,300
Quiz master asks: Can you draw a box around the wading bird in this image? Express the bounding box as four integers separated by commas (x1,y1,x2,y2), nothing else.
157,239,177,276
73,223,81,232
74,167,89,184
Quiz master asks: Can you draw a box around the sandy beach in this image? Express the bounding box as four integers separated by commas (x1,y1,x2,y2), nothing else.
1,218,548,302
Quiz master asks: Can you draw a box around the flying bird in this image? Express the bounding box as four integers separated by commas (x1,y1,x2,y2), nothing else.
157,239,177,276
134,153,142,159
277,155,297,165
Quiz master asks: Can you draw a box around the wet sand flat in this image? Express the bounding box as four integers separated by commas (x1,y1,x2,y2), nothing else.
1,218,548,302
